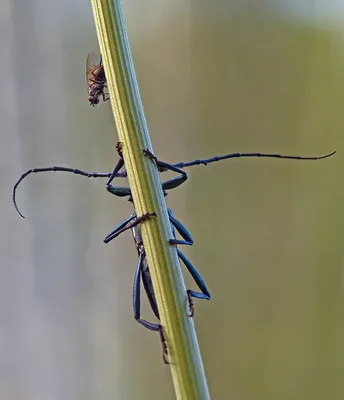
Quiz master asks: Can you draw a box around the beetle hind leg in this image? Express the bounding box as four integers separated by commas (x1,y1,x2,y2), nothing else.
133,254,170,364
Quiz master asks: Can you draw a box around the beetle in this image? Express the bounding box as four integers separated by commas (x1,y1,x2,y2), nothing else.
12,144,335,361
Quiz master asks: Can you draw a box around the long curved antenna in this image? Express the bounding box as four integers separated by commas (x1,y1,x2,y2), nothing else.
172,150,336,169
13,150,336,218
13,167,125,218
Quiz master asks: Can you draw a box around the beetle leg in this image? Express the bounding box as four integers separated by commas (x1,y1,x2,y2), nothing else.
168,209,194,246
104,212,156,243
103,213,136,243
106,158,125,187
177,249,211,317
142,148,188,193
133,253,169,364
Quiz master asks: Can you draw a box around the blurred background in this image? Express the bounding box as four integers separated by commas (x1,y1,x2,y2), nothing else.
2,0,344,399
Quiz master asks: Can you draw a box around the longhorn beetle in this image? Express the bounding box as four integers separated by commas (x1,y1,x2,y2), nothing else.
12,144,335,362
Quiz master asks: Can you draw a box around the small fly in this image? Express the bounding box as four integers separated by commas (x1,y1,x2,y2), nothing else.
86,51,109,106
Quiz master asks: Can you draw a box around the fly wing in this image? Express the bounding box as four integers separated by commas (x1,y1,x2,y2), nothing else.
86,51,102,88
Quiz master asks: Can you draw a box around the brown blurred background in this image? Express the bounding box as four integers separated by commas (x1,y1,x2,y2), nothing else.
1,1,343,399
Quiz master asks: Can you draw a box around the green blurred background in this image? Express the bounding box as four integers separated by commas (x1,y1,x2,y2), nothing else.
2,1,343,399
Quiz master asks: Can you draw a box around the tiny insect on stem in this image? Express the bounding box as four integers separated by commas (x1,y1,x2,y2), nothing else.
86,51,109,106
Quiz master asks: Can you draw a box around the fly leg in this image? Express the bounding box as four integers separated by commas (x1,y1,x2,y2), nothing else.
104,212,156,243
101,81,109,101
102,92,110,102
133,254,169,364
89,77,103,85
177,249,211,317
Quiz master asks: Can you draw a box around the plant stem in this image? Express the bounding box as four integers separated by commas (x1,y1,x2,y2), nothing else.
90,1,210,398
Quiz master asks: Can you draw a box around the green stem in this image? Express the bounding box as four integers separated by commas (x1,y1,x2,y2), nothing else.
90,1,210,398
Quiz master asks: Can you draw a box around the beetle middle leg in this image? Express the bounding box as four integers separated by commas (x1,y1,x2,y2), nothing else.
167,208,194,247
104,212,156,243
177,249,211,317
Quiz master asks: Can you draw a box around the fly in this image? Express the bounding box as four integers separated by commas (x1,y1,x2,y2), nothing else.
86,51,108,106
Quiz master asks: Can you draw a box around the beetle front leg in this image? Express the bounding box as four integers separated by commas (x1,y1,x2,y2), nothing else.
142,148,188,193
105,152,132,199
106,157,125,187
